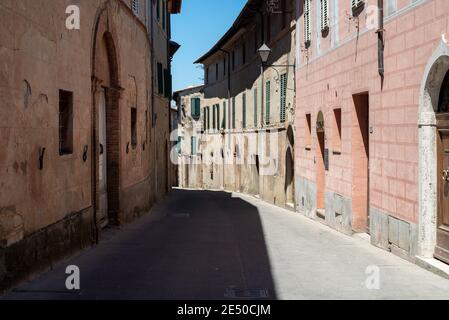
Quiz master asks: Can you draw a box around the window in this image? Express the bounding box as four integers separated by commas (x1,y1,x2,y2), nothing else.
177,136,181,154
206,107,210,130
157,0,160,20
254,88,258,127
333,108,342,153
162,0,166,29
216,104,220,131
386,0,397,16
351,0,365,16
280,73,287,123
232,97,236,129
212,104,216,130
304,0,311,47
205,67,209,84
59,90,74,155
305,113,312,149
265,81,271,125
320,0,329,32
242,93,247,129
191,136,197,155
131,0,140,15
131,107,137,149
191,97,201,119
242,43,246,65
164,68,172,98
222,101,227,129
203,108,207,130
157,63,163,95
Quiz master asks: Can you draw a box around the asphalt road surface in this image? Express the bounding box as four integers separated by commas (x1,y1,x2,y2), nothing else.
3,189,449,299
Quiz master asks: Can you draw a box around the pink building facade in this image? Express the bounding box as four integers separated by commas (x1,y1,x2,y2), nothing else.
295,0,449,265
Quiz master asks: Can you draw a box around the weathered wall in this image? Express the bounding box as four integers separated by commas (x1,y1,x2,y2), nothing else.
295,0,449,260
0,0,172,292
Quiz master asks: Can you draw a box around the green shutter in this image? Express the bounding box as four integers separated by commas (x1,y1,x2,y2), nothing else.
266,81,271,125
232,97,236,129
254,88,258,127
242,93,246,129
216,104,220,131
280,74,287,123
191,136,196,155
222,101,227,129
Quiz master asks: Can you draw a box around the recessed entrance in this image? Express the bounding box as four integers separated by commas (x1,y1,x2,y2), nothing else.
435,69,449,264
92,13,121,227
316,111,325,217
351,93,370,233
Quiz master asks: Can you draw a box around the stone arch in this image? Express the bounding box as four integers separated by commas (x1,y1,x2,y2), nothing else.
91,4,122,227
418,40,449,258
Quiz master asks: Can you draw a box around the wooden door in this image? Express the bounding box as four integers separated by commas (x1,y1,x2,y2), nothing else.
98,90,108,228
436,125,449,264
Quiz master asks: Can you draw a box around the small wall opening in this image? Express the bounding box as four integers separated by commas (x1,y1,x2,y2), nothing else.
351,93,369,233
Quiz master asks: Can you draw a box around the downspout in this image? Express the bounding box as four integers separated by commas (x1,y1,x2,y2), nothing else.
376,0,385,85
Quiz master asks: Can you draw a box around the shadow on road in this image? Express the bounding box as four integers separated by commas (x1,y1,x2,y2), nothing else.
3,189,277,300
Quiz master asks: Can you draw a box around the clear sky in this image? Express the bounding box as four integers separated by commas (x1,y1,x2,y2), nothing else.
171,0,247,92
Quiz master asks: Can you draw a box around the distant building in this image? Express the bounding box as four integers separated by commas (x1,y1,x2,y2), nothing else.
178,0,297,210
295,0,449,267
0,0,182,292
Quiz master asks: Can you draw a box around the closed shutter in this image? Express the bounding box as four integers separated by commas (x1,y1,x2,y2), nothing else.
320,0,329,31
191,136,196,155
222,101,226,129
351,0,364,11
254,88,258,127
280,74,287,123
191,98,200,118
212,105,216,130
132,0,139,15
203,108,206,130
216,104,220,131
304,0,311,45
265,81,271,125
232,97,236,129
242,93,246,129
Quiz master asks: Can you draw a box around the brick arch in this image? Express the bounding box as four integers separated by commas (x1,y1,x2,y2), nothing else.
91,4,122,228
418,40,449,258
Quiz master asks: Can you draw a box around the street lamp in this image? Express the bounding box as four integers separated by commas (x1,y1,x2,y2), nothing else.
258,44,271,64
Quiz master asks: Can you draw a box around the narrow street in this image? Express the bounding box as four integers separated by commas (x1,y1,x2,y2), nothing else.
3,189,449,300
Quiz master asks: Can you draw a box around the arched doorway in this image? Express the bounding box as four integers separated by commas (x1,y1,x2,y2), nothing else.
92,10,121,227
418,41,449,261
435,70,449,263
285,125,295,207
316,111,326,217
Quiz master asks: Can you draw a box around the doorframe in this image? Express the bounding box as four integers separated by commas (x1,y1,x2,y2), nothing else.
418,40,449,258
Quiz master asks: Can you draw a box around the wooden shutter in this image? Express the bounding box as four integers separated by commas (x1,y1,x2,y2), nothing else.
222,102,226,129
320,0,329,31
266,81,271,125
280,74,287,123
132,0,139,15
254,88,258,127
304,0,311,45
242,93,247,129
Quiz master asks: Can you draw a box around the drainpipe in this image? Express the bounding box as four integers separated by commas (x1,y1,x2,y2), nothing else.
376,0,385,82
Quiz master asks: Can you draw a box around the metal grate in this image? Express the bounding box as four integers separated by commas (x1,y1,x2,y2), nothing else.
225,288,270,299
